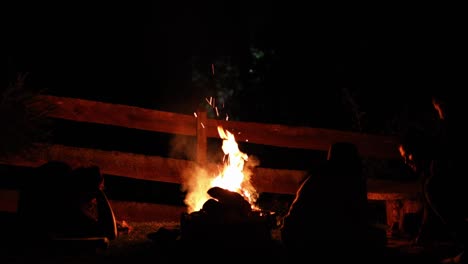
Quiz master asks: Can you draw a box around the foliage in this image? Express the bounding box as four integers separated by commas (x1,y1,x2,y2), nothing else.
0,73,53,157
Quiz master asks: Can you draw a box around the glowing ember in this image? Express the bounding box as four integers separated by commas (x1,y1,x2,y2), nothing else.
183,125,258,213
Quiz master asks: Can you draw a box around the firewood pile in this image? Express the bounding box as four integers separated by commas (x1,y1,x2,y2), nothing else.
180,187,278,247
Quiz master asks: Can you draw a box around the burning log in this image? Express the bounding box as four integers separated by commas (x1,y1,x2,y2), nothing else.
204,187,251,219
179,126,277,248
180,187,276,247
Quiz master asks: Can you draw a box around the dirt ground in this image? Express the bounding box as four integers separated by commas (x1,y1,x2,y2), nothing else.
0,217,459,264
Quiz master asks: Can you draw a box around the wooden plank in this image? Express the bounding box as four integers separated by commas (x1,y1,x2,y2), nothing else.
0,189,183,222
0,144,419,199
204,119,400,160
251,167,306,194
36,95,197,136
367,179,420,200
110,200,186,222
36,95,401,159
195,108,207,164
0,144,190,185
1,179,419,225
0,144,305,194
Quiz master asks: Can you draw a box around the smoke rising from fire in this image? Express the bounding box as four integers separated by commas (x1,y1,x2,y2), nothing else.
180,164,212,213
168,135,196,161
178,128,261,213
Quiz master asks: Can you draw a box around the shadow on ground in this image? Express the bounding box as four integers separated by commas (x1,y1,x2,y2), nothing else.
0,213,457,264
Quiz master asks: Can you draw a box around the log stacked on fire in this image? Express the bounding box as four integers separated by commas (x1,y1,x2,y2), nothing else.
180,187,277,247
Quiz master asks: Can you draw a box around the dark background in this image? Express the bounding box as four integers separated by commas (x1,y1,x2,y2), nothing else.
7,3,463,129
4,2,463,207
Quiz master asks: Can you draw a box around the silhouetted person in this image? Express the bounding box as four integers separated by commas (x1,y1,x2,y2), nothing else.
281,142,383,260
61,165,117,240
18,162,117,253
17,160,73,240
399,93,466,263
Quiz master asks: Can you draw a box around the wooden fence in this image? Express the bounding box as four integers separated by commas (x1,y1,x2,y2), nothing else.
0,95,419,224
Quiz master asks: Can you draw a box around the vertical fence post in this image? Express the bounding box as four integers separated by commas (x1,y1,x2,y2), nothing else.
196,108,207,164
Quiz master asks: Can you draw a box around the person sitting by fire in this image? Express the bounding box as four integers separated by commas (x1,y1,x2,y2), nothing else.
398,93,466,263
18,162,117,247
17,160,73,241
60,165,117,240
280,142,386,260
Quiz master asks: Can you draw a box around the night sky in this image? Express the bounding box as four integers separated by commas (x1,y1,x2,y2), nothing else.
7,2,463,132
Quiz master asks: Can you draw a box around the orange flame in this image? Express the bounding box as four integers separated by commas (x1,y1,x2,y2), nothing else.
184,126,258,213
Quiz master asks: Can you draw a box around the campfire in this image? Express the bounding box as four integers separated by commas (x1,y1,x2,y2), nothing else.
184,126,258,212
180,125,277,244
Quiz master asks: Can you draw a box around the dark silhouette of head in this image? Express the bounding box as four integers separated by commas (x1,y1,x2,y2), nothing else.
36,160,72,177
70,165,104,192
398,126,433,174
326,142,362,177
35,160,72,187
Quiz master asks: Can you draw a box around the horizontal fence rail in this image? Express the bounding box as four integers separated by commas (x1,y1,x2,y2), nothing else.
35,95,401,160
1,95,418,225
0,143,418,200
